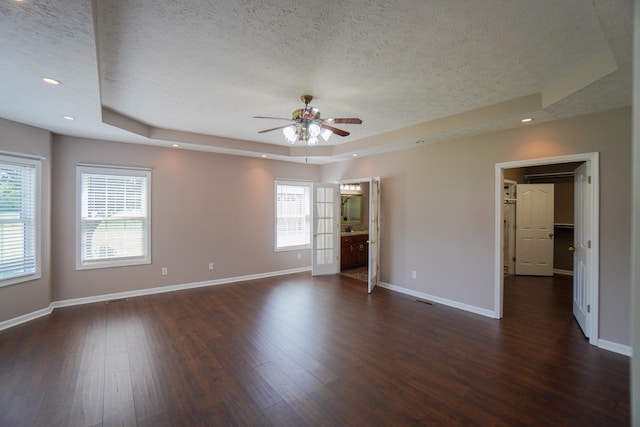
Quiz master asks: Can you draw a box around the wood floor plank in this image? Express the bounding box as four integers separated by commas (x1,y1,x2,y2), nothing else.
1,389,45,427
0,272,630,426
127,345,170,423
261,400,307,427
68,342,105,427
104,348,135,426
253,360,345,426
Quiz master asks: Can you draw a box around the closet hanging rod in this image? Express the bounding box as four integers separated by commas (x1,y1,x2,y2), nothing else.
525,171,574,181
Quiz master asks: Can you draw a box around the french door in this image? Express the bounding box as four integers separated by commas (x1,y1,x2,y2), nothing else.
311,184,340,276
368,177,381,293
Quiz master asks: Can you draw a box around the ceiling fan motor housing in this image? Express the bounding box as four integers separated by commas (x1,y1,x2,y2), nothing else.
255,94,361,145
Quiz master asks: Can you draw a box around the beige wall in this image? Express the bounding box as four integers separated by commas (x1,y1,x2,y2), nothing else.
0,107,632,350
0,119,52,322
51,136,319,301
321,107,632,346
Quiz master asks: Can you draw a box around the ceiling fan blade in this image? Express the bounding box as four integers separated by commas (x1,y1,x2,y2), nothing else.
321,124,350,137
326,118,362,125
258,124,291,133
253,116,293,121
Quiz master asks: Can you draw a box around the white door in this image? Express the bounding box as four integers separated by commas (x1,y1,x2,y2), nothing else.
312,184,340,276
367,177,381,293
573,163,589,337
515,184,554,276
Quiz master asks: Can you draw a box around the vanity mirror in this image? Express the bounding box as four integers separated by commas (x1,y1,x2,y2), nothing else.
341,194,363,224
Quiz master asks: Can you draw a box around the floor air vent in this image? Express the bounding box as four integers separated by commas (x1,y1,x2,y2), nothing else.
106,298,128,304
415,299,436,306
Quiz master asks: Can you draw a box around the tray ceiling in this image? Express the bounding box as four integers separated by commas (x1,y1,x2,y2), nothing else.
0,0,632,163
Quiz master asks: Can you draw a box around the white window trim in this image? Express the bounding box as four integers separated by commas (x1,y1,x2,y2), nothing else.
274,179,312,252
0,154,41,288
76,165,151,270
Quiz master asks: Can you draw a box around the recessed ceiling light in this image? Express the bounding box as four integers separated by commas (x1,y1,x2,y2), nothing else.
171,144,180,148
521,117,534,123
63,116,74,121
42,77,60,85
352,153,358,157
261,155,267,158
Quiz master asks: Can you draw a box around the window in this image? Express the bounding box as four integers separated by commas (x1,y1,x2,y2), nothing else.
0,154,40,287
275,180,311,251
77,165,151,269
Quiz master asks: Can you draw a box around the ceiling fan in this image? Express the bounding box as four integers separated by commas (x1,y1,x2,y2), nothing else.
254,95,362,145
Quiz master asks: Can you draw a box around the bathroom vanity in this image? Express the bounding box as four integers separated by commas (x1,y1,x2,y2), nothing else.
340,231,369,270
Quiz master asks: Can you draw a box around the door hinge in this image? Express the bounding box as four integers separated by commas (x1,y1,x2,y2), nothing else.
588,175,591,184
588,240,591,248
587,304,591,313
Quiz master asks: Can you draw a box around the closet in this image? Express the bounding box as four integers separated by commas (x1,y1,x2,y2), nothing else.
504,162,582,276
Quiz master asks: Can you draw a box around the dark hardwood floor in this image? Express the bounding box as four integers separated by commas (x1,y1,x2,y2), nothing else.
0,273,629,426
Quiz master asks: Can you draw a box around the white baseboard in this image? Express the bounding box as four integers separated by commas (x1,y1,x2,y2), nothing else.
1,266,311,332
0,305,54,332
377,281,497,318
597,339,632,357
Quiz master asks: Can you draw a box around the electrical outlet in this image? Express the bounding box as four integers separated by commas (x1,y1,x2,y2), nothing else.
209,263,214,270
161,267,168,276
411,270,417,279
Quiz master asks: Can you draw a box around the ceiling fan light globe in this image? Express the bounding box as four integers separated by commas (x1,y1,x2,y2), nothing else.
283,125,297,144
308,121,321,137
307,136,318,146
320,128,333,142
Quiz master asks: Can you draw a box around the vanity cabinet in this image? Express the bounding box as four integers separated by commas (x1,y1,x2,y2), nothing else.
341,234,368,270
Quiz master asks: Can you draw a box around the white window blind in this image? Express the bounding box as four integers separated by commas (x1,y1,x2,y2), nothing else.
78,165,151,269
0,155,40,286
275,180,311,250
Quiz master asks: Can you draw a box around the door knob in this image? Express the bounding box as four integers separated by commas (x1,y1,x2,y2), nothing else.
548,233,554,239
568,246,575,252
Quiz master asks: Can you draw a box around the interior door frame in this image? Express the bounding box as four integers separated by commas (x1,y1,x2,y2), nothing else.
494,152,599,346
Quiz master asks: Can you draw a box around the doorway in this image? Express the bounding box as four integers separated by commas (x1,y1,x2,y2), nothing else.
494,153,600,346
336,177,381,293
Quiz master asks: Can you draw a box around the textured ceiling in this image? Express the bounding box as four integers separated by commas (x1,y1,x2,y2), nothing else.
0,0,632,163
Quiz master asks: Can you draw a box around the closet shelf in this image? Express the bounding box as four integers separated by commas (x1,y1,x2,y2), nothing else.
554,223,574,229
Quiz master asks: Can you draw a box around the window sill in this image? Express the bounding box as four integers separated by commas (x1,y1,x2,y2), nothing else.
76,258,151,271
0,273,42,288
